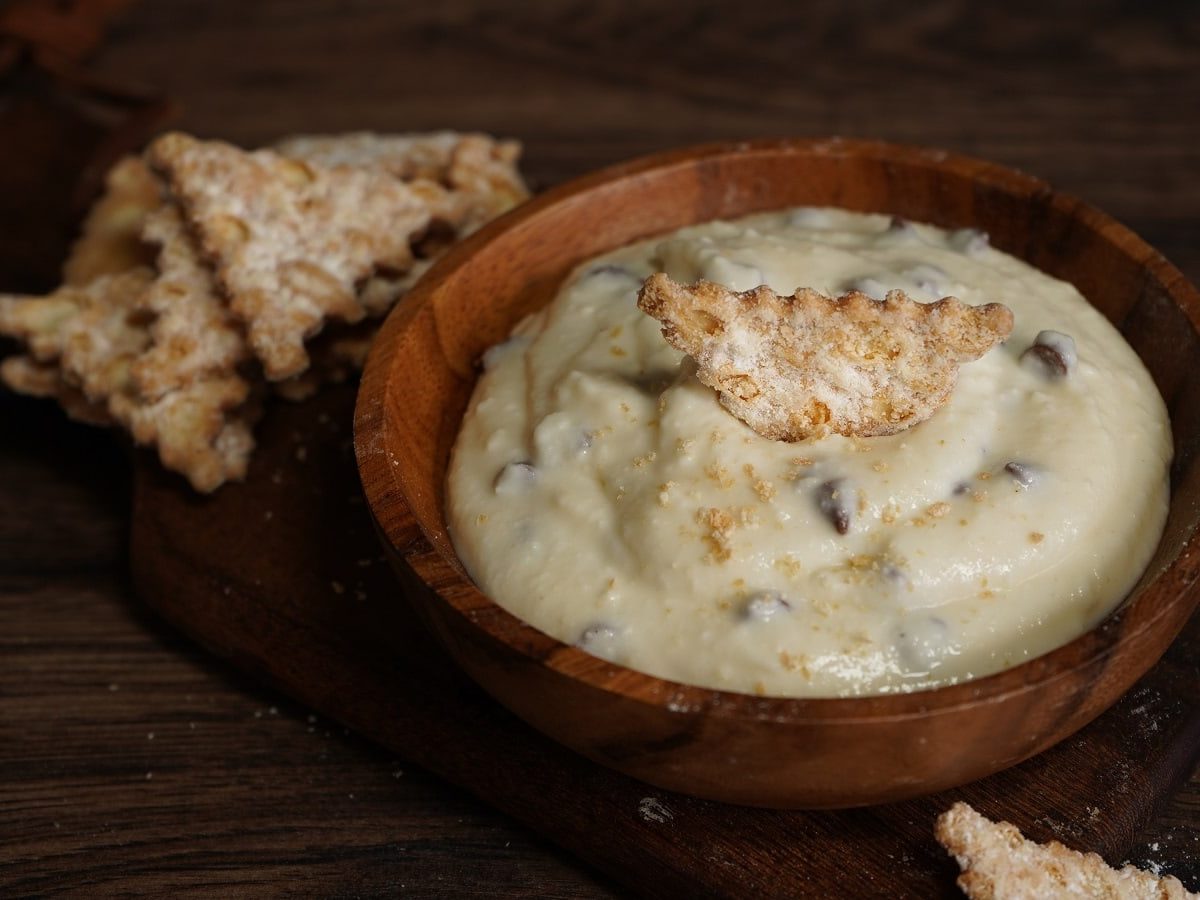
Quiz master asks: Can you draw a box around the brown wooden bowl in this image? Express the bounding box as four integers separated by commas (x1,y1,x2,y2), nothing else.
355,138,1200,808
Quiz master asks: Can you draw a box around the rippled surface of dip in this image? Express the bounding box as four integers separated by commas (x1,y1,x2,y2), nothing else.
446,208,1172,697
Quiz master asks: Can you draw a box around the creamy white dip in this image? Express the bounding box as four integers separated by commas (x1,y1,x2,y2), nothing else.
446,208,1172,697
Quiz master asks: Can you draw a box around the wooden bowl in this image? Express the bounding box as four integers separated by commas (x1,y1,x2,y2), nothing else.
355,138,1200,808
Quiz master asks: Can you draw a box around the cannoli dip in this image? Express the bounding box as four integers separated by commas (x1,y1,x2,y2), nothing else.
446,208,1172,697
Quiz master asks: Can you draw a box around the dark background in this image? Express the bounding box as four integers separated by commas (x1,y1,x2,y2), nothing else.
2,1,1198,896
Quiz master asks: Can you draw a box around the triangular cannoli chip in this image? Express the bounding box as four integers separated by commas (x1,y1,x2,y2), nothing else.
638,273,1012,441
146,131,466,380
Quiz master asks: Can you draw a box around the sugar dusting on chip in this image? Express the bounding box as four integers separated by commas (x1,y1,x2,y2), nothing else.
124,205,260,491
146,132,471,380
62,156,162,286
1,268,155,406
274,130,528,230
0,261,259,493
134,205,249,399
637,273,1013,441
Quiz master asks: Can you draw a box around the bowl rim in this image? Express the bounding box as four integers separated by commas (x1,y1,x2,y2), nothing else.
355,136,1200,723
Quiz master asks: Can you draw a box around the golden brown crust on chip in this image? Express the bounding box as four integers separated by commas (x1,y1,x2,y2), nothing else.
441,134,529,227
358,259,435,318
125,206,260,491
119,374,260,493
146,132,469,380
1,268,156,403
0,262,257,493
271,319,380,401
637,273,1013,441
273,130,528,226
63,156,162,286
936,802,1197,900
0,355,113,425
0,291,83,362
134,205,249,399
274,131,467,178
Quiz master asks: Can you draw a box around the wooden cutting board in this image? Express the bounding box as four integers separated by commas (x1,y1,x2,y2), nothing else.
130,384,1200,899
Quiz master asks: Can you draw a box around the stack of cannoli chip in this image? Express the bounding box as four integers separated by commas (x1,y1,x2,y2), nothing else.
0,131,528,491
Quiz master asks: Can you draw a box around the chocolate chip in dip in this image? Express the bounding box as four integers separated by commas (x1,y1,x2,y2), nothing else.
1003,461,1039,488
576,623,624,661
816,479,853,536
494,460,537,493
1021,329,1077,378
742,590,793,622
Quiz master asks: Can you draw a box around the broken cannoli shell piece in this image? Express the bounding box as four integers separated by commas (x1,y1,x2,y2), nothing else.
637,273,1013,441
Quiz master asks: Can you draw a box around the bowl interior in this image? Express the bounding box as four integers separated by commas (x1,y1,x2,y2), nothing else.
363,138,1200,716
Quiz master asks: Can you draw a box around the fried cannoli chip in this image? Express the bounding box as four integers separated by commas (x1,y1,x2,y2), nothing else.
440,133,529,227
1,130,530,492
146,132,471,381
273,133,526,326
62,156,162,286
0,355,112,425
936,802,1197,900
274,130,469,178
273,130,528,227
637,273,1013,441
133,205,248,399
121,205,260,491
0,291,82,362
1,244,257,493
273,257,438,401
56,274,156,406
0,268,156,401
0,270,153,428
358,258,435,317
117,373,260,493
271,318,380,402
1,353,72,399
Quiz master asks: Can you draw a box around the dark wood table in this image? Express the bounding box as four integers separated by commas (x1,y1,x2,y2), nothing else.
3,2,1198,895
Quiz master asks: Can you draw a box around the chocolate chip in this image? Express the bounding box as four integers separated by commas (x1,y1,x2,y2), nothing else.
952,480,972,496
579,623,616,642
625,369,676,396
907,263,947,295
1004,461,1038,488
895,616,950,672
741,590,792,622
702,257,763,291
816,479,852,535
576,623,622,660
950,228,989,255
583,263,640,282
845,276,888,301
881,562,909,586
494,460,537,493
1020,330,1077,378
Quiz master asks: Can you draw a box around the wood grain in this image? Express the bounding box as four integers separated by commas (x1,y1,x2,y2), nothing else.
3,0,1200,894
